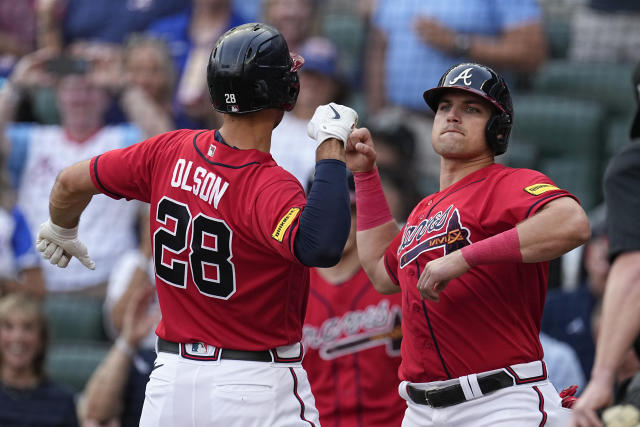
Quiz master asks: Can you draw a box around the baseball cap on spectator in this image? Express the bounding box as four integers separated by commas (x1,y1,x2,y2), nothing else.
631,62,640,139
299,37,342,80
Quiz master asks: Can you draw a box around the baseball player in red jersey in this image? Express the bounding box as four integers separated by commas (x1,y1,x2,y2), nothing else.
303,176,405,427
33,23,358,427
345,63,591,426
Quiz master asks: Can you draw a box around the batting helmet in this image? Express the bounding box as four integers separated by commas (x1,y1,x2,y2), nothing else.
207,23,303,114
423,63,513,155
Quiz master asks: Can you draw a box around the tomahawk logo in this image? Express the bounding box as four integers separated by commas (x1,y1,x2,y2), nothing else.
448,67,474,86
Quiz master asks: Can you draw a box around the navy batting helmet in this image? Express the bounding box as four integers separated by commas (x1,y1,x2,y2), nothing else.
423,63,513,155
207,23,303,114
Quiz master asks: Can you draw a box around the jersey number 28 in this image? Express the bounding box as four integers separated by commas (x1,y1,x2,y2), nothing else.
153,197,236,299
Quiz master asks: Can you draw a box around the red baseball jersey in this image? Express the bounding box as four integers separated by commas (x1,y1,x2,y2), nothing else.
384,163,578,383
90,129,309,350
303,268,405,427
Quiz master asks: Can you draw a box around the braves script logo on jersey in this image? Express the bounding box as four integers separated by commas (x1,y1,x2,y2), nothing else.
448,67,473,86
398,204,471,268
303,301,402,359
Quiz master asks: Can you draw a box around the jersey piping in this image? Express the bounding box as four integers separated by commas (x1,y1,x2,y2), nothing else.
92,155,125,199
192,131,261,169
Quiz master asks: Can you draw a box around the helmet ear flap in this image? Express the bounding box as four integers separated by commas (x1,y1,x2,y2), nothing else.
485,114,512,155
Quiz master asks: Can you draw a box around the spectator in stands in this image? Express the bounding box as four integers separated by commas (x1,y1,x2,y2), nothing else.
0,138,44,298
0,0,38,78
271,36,347,186
81,285,159,427
147,0,249,129
116,34,198,131
542,206,609,382
365,0,547,184
303,174,405,427
1,48,143,296
263,0,318,54
568,0,640,63
0,292,78,426
53,0,185,46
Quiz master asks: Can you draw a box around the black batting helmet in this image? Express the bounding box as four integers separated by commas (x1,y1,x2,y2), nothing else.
207,23,303,114
423,63,513,155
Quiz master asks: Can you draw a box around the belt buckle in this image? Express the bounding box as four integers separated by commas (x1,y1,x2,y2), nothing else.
420,389,433,407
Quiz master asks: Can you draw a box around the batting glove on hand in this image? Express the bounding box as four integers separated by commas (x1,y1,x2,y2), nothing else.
559,385,578,408
36,219,96,270
307,102,358,148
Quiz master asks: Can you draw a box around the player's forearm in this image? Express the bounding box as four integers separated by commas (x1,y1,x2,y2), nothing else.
120,86,174,138
316,138,346,163
294,159,350,267
468,23,547,72
357,222,399,294
82,346,132,422
49,160,100,228
517,196,590,263
590,252,640,381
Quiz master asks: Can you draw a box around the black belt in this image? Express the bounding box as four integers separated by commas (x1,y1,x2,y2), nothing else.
407,371,514,408
157,338,273,362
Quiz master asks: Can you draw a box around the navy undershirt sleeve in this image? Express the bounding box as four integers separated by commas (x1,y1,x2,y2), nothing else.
294,159,350,267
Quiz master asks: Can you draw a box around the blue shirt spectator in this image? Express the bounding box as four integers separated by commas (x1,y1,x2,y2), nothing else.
146,4,248,78
61,0,186,44
0,380,78,427
370,0,543,112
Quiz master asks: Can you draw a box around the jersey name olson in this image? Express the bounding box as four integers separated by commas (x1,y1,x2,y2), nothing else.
170,158,229,208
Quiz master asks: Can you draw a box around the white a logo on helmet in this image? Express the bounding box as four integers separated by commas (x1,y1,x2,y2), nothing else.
448,67,474,86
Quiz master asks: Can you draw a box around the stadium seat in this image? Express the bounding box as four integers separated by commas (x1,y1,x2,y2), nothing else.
511,94,606,210
503,141,541,170
605,117,634,158
44,295,107,342
46,341,111,393
511,94,605,157
543,18,571,59
538,157,600,211
532,60,636,118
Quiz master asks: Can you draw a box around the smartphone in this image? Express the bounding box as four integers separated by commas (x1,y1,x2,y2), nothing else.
45,57,90,75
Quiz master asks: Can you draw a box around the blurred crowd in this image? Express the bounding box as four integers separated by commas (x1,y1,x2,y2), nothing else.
0,0,638,426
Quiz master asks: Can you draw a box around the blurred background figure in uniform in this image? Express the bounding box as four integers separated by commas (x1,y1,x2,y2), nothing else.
303,174,405,427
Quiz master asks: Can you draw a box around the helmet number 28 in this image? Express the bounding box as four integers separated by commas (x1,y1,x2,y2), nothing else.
225,93,236,103
153,197,236,299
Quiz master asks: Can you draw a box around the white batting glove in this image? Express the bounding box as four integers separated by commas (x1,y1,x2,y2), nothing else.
36,219,96,270
307,102,358,148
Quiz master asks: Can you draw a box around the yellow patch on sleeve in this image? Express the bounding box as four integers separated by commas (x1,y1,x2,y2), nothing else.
524,183,560,196
271,208,300,242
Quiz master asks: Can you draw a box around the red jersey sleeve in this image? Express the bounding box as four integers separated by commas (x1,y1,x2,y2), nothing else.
480,168,578,230
90,130,187,203
383,228,404,287
253,177,307,262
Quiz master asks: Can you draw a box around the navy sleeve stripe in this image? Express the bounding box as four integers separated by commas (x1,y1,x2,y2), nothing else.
525,191,577,218
384,253,400,286
93,155,125,199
